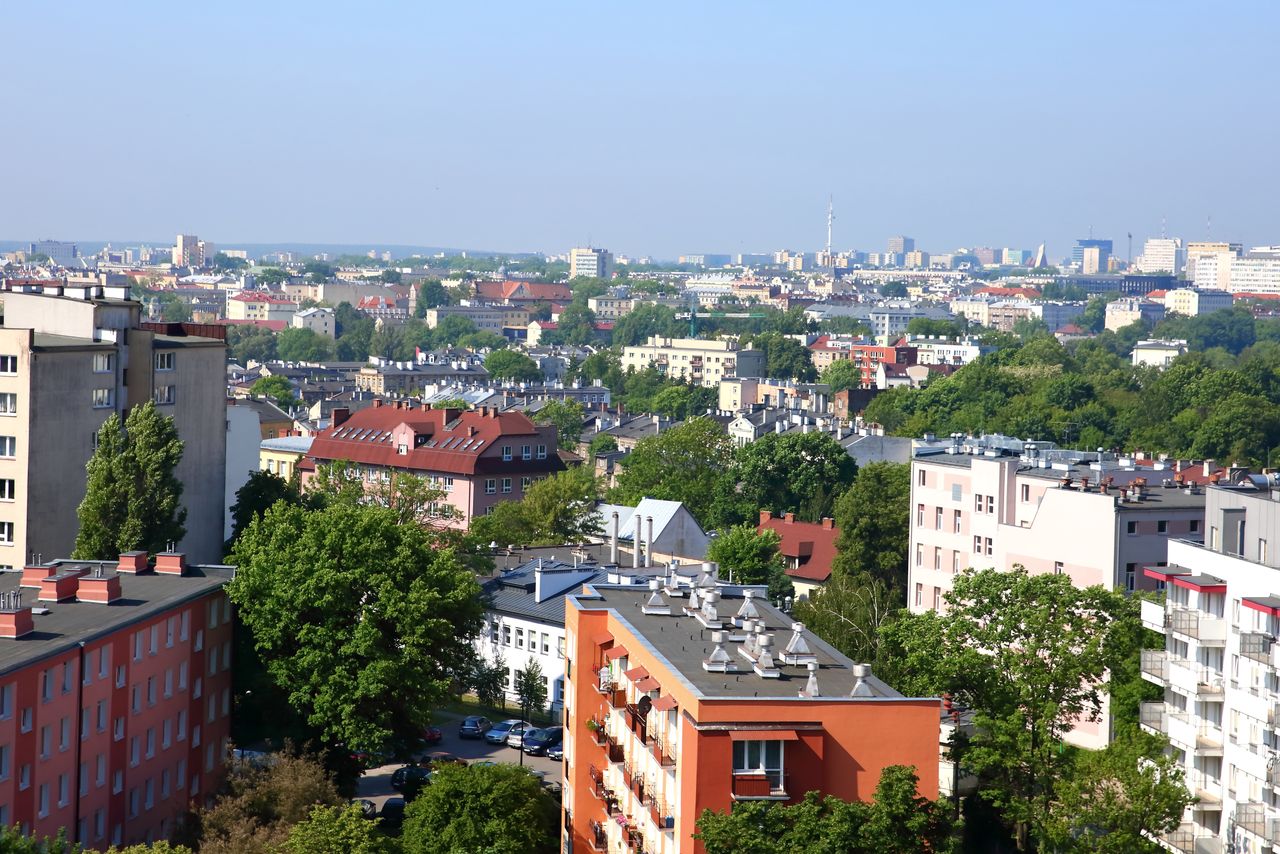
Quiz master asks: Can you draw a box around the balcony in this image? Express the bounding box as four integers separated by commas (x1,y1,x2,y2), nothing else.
606,735,625,764
588,820,607,852
1237,802,1280,843
1166,711,1195,750
1141,598,1167,632
1241,631,1277,666
1141,649,1168,683
1138,701,1166,735
1160,824,1223,854
1167,658,1225,696
1168,608,1227,645
651,736,675,767
647,798,674,830
731,772,789,801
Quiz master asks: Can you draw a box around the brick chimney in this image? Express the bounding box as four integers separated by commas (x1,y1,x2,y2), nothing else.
821,517,835,530
78,566,123,604
21,562,55,589
332,407,350,428
155,552,187,576
784,512,796,524
759,510,773,525
117,551,149,574
39,568,88,603
0,591,33,639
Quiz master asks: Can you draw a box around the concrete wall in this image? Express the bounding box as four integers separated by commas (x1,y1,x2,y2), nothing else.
224,406,261,541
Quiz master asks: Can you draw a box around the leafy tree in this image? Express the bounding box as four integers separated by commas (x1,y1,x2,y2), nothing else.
1041,733,1192,854
257,267,289,286
307,464,456,527
432,314,478,347
515,658,548,723
380,269,402,284
416,279,450,314
228,502,484,752
734,432,857,522
227,470,302,547
197,752,345,854
748,331,817,381
882,567,1140,851
879,281,908,298
830,462,910,593
73,403,187,560
212,252,248,272
695,765,956,854
707,524,790,598
276,326,336,362
282,804,385,854
588,433,618,458
469,466,600,547
485,349,542,382
401,763,559,854
906,317,965,338
226,325,278,364
819,358,861,393
250,375,300,409
534,399,585,448
611,303,683,347
303,260,333,281
610,418,736,524
470,653,507,709
555,302,598,346
793,570,896,667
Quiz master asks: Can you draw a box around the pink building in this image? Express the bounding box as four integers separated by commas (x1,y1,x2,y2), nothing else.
302,401,564,527
0,551,233,848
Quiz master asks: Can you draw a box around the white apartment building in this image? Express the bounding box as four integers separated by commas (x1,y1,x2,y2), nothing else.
1164,288,1235,318
621,336,744,387
1106,297,1166,331
569,247,613,280
901,335,993,367
1186,243,1243,290
1137,477,1280,854
291,306,335,338
1133,339,1190,368
1137,237,1186,275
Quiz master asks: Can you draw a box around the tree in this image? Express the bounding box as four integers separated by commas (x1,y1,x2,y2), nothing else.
257,267,289,286
793,570,896,667
1041,733,1193,854
534,399,585,449
883,567,1140,850
401,763,558,854
416,280,449,314
227,470,301,547
733,432,857,522
588,433,617,458
906,317,965,338
830,462,910,593
228,502,484,752
73,403,187,560
197,752,345,854
485,349,542,383
226,325,278,364
819,359,861,394
470,653,507,709
514,658,547,760
468,466,600,548
556,302,598,346
380,269,402,284
695,765,956,854
212,252,248,272
707,524,785,587
282,804,385,854
610,418,736,523
250,375,300,410
277,327,336,362
748,332,817,381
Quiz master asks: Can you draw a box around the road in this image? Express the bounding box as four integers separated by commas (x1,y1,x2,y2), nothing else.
356,710,563,811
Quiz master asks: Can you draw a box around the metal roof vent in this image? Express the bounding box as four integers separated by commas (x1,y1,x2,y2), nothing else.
642,578,670,616
695,588,723,629
753,634,781,678
702,631,740,673
780,622,818,666
735,589,760,626
799,661,820,698
850,663,875,698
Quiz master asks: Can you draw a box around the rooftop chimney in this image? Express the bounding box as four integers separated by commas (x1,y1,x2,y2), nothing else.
781,621,818,666
78,565,123,604
735,589,760,626
21,562,55,589
799,660,820,698
39,568,87,603
116,551,149,574
0,591,33,639
155,551,187,576
753,634,781,678
850,663,875,698
642,578,669,615
702,630,740,673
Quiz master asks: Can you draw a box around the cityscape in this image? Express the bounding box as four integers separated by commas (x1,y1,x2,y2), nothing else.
5,3,1280,854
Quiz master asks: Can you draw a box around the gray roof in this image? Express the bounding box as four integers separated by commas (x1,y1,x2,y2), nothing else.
482,558,666,626
261,435,313,454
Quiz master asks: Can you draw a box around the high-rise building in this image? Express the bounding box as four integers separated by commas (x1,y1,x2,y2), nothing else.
171,235,212,269
1082,246,1105,275
1071,238,1113,270
27,241,78,266
1002,248,1030,266
905,250,930,269
0,277,228,564
563,567,942,854
570,247,614,280
887,235,915,254
1185,242,1242,288
0,550,234,847
1136,237,1185,275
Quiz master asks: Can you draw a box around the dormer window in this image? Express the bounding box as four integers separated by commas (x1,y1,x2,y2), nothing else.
397,443,407,455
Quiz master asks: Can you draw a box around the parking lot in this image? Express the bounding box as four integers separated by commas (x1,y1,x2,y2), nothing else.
356,710,563,811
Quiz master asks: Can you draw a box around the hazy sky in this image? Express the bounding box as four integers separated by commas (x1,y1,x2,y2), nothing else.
5,1,1279,260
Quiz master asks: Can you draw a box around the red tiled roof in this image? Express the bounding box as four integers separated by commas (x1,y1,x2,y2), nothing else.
229,292,295,304
758,511,838,583
306,402,564,477
475,280,572,302
1146,289,1168,299
975,286,1040,298
357,295,399,309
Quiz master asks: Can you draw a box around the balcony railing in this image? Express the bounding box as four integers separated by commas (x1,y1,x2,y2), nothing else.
1161,827,1195,854
1139,701,1166,733
731,772,788,800
1141,649,1167,681
1242,631,1276,665
1168,608,1227,643
651,736,675,766
648,797,674,830
606,735,625,764
589,820,607,851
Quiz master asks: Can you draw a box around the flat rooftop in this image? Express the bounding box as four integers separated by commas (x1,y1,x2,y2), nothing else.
0,562,233,677
572,583,907,701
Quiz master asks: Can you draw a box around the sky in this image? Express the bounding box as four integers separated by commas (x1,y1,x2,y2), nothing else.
4,1,1279,260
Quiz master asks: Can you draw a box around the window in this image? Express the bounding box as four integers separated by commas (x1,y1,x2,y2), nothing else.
918,469,926,487
165,617,175,648
1262,539,1270,564
953,509,961,533
915,544,922,567
99,647,109,679
732,739,784,789
984,537,993,556
1020,484,1030,502
164,670,173,699
96,701,106,732
502,478,512,494
0,436,14,458
177,710,187,741
1158,520,1168,534
935,507,943,529
112,769,123,794
501,446,512,461
129,736,139,767
485,479,496,495
536,444,547,460
154,353,175,372
933,547,941,570
39,725,50,759
91,388,113,408
41,671,53,702
0,744,8,780
1126,563,1137,592
150,624,159,653
0,523,13,545
520,476,531,490
1191,519,1201,534
974,495,982,512
147,676,156,706
557,637,565,659
113,717,123,741
953,550,961,572
145,728,155,759
131,685,141,714
115,665,126,688
92,353,114,373
153,386,175,405
1127,520,1138,535
59,717,70,751
19,764,30,790
914,583,923,606
515,628,524,650
0,394,15,417
973,535,982,554
96,754,105,787
1054,561,1064,575
0,356,15,375
0,480,14,502
38,782,48,818
62,663,73,694
933,586,942,611
521,445,532,461
58,773,68,807
917,504,924,526
985,495,994,513
0,685,10,719
194,629,203,652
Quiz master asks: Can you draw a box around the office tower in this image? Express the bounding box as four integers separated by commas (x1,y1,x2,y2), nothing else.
1136,238,1185,275
1185,242,1242,289
27,241,78,266
570,247,614,280
887,236,915,254
172,235,206,268
1082,246,1105,275
1071,239,1113,270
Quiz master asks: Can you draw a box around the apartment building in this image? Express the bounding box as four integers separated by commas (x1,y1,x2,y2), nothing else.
621,337,742,388
586,296,634,320
301,401,562,527
1105,297,1166,331
901,335,993,367
353,359,490,395
569,248,613,281
291,307,335,338
563,566,940,854
0,551,233,847
1185,243,1242,290
1136,477,1280,854
808,335,917,387
0,279,227,564
225,293,297,323
1164,288,1234,318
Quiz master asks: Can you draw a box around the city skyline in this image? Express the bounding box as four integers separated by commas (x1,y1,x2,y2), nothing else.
5,2,1280,258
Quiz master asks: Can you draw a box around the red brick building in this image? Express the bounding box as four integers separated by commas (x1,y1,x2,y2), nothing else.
302,401,564,527
0,551,233,847
808,335,917,388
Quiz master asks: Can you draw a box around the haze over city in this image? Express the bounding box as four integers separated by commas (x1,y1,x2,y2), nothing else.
5,0,1280,258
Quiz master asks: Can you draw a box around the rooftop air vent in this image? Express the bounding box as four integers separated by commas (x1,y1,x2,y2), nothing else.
780,622,818,666
702,631,740,673
799,661,820,698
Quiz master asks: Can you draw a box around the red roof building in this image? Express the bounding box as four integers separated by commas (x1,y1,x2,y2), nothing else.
473,280,572,304
302,401,564,527
974,286,1041,299
758,511,839,598
808,335,917,388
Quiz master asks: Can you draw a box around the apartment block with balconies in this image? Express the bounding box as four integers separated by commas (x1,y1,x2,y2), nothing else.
1137,476,1280,854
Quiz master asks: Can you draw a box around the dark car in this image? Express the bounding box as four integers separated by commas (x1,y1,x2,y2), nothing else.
421,725,443,746
546,743,564,761
485,719,526,745
390,764,431,799
380,797,407,829
353,799,378,821
458,715,492,739
523,727,563,756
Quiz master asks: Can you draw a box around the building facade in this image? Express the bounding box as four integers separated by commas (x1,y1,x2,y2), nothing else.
621,337,742,388
562,568,941,854
1105,297,1166,331
1164,288,1234,318
225,293,297,323
0,551,233,847
569,248,614,281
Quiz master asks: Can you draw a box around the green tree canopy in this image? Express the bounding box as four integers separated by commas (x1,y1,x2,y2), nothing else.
416,279,450,314
227,470,302,548
830,462,910,593
226,325,279,363
819,358,861,394
197,752,344,854
707,524,789,597
257,267,289,286
792,570,896,667
74,403,186,560
401,763,559,854
747,331,817,381
533,399,585,448
276,326,336,362
515,658,548,721
250,375,300,409
485,349,542,383
734,431,857,522
228,502,483,752
610,418,735,524
468,466,600,548
281,804,385,854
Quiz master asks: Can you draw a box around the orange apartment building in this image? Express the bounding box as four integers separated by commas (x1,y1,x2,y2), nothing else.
0,551,233,848
562,567,940,854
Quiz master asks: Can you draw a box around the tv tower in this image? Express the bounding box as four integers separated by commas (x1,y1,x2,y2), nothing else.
825,195,834,262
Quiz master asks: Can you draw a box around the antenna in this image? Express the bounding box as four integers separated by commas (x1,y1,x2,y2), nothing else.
825,195,834,258
1127,233,1133,266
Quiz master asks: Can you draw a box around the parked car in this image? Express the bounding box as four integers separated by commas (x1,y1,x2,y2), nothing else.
485,719,526,745
458,715,492,739
546,743,564,761
421,725,443,746
506,722,534,748
390,764,431,799
523,727,563,756
423,751,467,768
380,797,406,829
349,747,392,769
353,799,378,821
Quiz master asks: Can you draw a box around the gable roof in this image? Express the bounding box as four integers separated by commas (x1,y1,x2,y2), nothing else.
758,511,838,583
475,280,572,302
